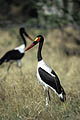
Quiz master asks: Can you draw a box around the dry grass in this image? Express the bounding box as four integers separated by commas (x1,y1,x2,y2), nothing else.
0,26,80,120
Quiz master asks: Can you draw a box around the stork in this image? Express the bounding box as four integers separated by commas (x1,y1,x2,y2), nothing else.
0,27,32,73
25,35,66,106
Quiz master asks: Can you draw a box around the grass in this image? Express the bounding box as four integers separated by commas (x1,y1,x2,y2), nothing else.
0,26,80,120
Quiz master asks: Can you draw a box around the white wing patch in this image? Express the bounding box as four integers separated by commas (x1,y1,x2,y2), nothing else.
58,93,63,98
14,44,25,53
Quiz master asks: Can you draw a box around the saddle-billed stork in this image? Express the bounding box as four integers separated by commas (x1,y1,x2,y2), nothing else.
0,27,32,72
25,35,66,106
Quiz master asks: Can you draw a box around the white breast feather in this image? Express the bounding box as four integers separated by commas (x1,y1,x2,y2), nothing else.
14,44,25,53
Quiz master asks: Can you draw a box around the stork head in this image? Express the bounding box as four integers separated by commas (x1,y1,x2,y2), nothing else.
20,27,33,41
25,35,44,51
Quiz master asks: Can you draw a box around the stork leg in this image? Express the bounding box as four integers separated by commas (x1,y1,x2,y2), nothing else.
44,87,51,107
7,61,13,73
0,61,13,81
17,60,24,77
17,60,22,68
48,89,51,101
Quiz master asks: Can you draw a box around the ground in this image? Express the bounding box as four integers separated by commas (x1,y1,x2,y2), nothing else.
0,26,80,120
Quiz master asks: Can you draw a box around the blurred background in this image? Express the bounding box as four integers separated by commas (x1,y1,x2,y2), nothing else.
0,0,80,120
0,0,80,28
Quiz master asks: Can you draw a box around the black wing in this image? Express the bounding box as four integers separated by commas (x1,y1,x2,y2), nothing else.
38,67,62,94
0,50,24,62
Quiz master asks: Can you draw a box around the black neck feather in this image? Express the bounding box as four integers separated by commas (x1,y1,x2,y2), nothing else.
20,32,26,47
37,40,44,61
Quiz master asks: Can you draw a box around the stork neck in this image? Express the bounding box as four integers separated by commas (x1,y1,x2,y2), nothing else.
37,40,43,61
20,32,26,47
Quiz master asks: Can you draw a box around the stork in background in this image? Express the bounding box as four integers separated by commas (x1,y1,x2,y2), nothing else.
0,27,32,74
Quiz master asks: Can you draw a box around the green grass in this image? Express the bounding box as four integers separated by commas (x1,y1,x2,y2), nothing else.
0,26,80,120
